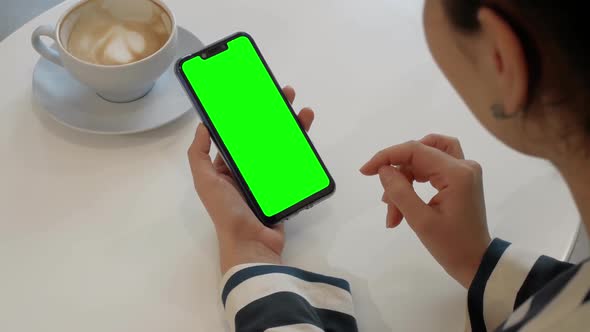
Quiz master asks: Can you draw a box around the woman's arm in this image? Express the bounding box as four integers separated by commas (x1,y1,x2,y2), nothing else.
221,264,357,332
467,238,574,331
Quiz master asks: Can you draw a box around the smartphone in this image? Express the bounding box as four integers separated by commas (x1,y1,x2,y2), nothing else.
175,32,335,226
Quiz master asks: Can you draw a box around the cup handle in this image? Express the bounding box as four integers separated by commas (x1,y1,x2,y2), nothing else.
31,25,63,67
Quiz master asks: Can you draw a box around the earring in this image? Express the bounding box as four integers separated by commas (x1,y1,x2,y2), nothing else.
491,103,522,119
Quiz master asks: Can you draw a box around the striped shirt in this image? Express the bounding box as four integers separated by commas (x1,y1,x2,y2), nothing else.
220,239,589,331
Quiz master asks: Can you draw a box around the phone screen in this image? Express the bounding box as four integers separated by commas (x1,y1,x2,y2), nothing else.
180,35,332,218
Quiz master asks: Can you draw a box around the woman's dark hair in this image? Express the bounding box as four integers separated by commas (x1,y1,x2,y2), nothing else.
442,1,590,135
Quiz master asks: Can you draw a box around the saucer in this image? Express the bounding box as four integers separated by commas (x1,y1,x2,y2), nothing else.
32,27,204,135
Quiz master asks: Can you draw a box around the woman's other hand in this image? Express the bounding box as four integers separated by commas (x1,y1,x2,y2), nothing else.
361,135,492,288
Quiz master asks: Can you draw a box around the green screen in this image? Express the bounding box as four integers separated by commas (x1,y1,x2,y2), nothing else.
181,35,330,217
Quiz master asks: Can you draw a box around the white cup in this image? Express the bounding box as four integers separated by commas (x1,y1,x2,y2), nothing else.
31,0,177,103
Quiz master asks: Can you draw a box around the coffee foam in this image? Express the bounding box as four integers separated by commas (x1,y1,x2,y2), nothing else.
66,0,171,66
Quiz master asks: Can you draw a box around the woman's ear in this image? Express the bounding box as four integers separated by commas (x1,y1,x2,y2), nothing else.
478,7,529,116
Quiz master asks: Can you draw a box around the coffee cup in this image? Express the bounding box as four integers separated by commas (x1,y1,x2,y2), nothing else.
31,0,177,103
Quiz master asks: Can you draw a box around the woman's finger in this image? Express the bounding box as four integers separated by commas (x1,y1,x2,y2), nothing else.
383,166,415,228
360,141,450,177
213,153,231,174
297,108,315,132
283,85,296,104
399,165,415,183
420,134,465,159
188,123,215,177
378,166,432,230
213,153,225,168
386,204,404,229
383,191,405,228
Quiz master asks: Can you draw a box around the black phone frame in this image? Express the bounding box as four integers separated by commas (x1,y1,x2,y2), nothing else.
175,32,335,226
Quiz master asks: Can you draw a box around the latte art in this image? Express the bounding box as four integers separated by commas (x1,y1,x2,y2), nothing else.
66,0,171,66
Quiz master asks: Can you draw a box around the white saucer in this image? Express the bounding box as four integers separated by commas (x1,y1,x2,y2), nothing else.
32,27,204,135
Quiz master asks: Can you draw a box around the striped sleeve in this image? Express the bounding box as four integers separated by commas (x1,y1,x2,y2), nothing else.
467,238,574,332
220,264,358,332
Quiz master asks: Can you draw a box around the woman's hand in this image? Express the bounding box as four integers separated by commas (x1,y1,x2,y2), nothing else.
188,86,314,274
361,134,492,288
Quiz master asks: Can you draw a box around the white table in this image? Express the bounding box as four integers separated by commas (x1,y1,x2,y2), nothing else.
0,1,581,331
